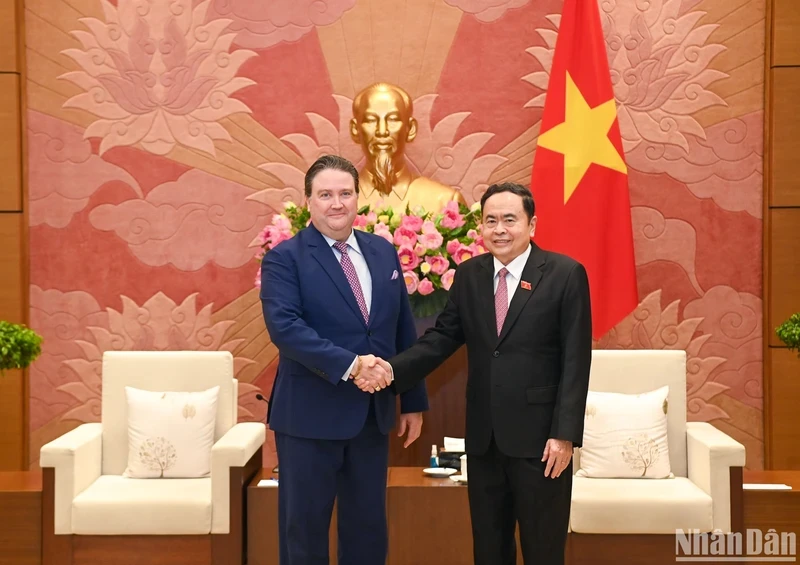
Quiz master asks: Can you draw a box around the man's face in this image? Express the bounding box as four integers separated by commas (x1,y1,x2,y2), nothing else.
351,88,416,164
481,191,536,265
307,168,358,241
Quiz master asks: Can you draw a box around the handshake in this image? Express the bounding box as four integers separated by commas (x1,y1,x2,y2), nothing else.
350,355,393,393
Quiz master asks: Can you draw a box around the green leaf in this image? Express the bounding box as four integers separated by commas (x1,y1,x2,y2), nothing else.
776,313,800,359
0,320,44,373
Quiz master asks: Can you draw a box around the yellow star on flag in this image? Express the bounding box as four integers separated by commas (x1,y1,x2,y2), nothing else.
536,71,627,204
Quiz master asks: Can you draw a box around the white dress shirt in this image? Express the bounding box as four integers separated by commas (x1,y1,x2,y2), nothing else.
493,243,532,306
321,231,372,381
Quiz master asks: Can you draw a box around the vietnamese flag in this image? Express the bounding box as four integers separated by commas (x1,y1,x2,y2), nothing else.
530,0,638,340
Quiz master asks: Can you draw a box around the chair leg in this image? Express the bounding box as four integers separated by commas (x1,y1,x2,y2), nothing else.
42,468,73,565
729,466,744,534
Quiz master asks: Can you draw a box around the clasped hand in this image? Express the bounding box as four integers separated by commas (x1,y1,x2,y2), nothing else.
351,355,392,393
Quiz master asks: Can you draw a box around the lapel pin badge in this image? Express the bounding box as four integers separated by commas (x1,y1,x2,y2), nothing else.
521,280,532,291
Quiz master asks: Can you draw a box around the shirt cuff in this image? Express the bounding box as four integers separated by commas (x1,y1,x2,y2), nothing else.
342,355,358,381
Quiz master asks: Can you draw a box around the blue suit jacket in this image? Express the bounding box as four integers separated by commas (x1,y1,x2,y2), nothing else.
260,222,428,439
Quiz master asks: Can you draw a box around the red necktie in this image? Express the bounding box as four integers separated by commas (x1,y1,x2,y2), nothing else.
334,241,369,324
495,267,509,335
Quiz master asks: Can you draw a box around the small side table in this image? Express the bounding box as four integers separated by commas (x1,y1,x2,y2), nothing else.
247,468,338,565
0,471,42,565
743,470,800,534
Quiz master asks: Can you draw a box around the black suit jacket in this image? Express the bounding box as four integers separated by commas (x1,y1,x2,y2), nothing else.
390,242,592,459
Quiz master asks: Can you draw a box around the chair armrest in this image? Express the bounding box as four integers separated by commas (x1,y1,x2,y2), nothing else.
210,422,266,534
40,423,103,535
687,422,745,533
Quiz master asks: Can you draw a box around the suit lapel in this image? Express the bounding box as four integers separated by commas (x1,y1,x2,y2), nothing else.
478,255,498,340
308,224,368,328
354,230,380,326
497,244,545,345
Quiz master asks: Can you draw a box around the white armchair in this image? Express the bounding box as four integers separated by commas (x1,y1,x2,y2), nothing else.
40,351,265,565
567,350,745,563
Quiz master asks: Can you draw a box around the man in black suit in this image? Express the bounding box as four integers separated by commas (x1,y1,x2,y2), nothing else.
357,182,592,565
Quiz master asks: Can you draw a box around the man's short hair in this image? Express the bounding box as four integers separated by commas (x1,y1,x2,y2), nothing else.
305,154,360,198
480,182,536,221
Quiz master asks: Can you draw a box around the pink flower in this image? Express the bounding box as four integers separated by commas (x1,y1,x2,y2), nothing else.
446,239,461,256
441,269,455,291
401,215,424,232
419,229,444,250
373,222,393,243
366,211,378,224
467,228,479,239
262,226,278,246
440,201,465,230
425,255,449,275
393,226,418,248
274,231,294,248
414,243,427,257
254,269,262,288
353,214,369,229
256,225,271,245
421,220,438,235
452,243,475,265
418,278,434,296
404,270,419,294
397,246,421,272
473,237,487,255
261,223,294,249
273,215,292,231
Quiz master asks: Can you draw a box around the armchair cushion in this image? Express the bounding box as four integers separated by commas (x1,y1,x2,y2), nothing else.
123,385,220,479
570,476,713,534
72,475,212,535
577,386,672,479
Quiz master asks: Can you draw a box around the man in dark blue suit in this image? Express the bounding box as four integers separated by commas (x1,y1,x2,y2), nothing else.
260,154,428,565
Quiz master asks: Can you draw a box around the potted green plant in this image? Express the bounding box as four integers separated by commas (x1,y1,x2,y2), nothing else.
0,320,43,374
775,313,800,358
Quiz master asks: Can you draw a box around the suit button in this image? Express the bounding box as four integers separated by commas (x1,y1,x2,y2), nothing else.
493,351,500,357
367,330,373,336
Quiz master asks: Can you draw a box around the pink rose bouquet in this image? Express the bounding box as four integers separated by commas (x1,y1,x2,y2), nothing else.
255,199,486,318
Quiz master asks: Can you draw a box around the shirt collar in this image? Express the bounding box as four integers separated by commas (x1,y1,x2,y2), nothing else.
493,243,531,280
322,230,363,256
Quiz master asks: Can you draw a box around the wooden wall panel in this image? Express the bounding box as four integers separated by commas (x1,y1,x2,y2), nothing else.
768,208,800,347
0,74,21,212
765,0,800,470
0,213,24,329
0,213,26,470
770,68,800,207
0,0,19,72
773,0,800,66
767,348,800,469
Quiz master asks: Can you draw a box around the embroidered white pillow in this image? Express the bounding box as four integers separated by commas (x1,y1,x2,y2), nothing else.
577,385,672,479
123,385,220,479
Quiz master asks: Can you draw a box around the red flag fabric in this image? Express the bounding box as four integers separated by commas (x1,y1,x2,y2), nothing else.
530,0,638,340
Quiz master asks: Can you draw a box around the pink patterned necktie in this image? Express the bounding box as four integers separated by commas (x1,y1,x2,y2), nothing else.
495,267,509,335
333,241,369,324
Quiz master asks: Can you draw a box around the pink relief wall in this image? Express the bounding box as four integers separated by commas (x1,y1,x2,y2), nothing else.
25,0,764,469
